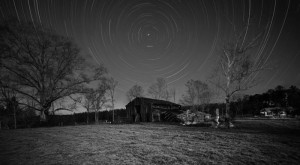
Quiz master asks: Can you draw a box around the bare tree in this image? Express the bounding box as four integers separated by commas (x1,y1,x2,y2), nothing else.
107,77,118,123
0,77,18,128
126,84,144,101
69,88,96,124
210,22,267,125
180,79,210,111
180,80,196,106
0,20,107,121
148,77,169,100
163,89,170,101
231,93,245,117
92,81,109,124
169,88,176,103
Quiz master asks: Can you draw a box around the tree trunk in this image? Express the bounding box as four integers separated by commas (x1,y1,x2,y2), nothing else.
11,97,17,129
225,97,230,115
225,96,230,128
112,101,115,123
40,110,47,121
112,110,114,123
13,105,17,129
95,111,99,124
242,104,244,117
40,106,50,122
86,109,89,124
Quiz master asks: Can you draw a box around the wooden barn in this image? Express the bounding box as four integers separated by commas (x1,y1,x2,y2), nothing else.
125,97,181,122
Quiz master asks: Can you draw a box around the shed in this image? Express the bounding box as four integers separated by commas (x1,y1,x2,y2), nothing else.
125,97,181,122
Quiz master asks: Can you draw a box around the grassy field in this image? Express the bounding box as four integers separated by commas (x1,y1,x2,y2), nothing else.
0,119,300,165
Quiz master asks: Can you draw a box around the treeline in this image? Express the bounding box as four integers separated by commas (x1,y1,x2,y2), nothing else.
46,109,128,127
180,85,300,118
229,85,300,117
0,108,128,129
0,106,37,129
0,19,119,125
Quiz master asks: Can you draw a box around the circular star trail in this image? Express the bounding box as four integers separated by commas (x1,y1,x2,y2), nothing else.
87,0,208,86
0,0,299,107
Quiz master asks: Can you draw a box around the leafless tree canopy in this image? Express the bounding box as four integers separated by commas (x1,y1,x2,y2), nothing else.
107,77,118,122
169,88,176,103
210,21,268,120
92,81,109,123
70,77,114,124
148,77,169,100
127,84,144,101
0,20,107,120
69,88,96,124
180,79,211,109
107,78,118,109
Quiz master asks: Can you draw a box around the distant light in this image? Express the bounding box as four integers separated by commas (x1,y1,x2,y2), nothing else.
146,45,153,48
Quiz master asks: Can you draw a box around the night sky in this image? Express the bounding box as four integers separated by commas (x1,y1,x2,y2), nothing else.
1,0,300,109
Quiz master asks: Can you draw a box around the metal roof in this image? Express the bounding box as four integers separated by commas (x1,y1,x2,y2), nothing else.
125,97,181,107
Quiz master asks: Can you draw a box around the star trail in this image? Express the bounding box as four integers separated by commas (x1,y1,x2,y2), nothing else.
1,0,299,108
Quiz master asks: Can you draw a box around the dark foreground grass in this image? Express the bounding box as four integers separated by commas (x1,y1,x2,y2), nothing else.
0,119,300,165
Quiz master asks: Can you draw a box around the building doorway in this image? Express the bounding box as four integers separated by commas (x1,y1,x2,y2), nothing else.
135,105,141,122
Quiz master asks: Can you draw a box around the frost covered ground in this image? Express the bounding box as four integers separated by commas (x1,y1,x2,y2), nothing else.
0,119,300,165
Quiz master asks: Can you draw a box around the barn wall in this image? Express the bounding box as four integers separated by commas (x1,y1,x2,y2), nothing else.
148,104,153,122
141,104,145,122
126,98,181,122
126,101,136,122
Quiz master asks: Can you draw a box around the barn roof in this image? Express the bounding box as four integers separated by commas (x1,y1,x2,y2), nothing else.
126,97,181,107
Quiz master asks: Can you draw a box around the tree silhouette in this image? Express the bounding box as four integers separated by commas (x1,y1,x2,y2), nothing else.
169,88,176,103
70,88,96,124
0,20,107,121
92,81,109,124
148,77,169,100
126,84,144,101
210,21,268,126
180,79,211,111
107,77,118,122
